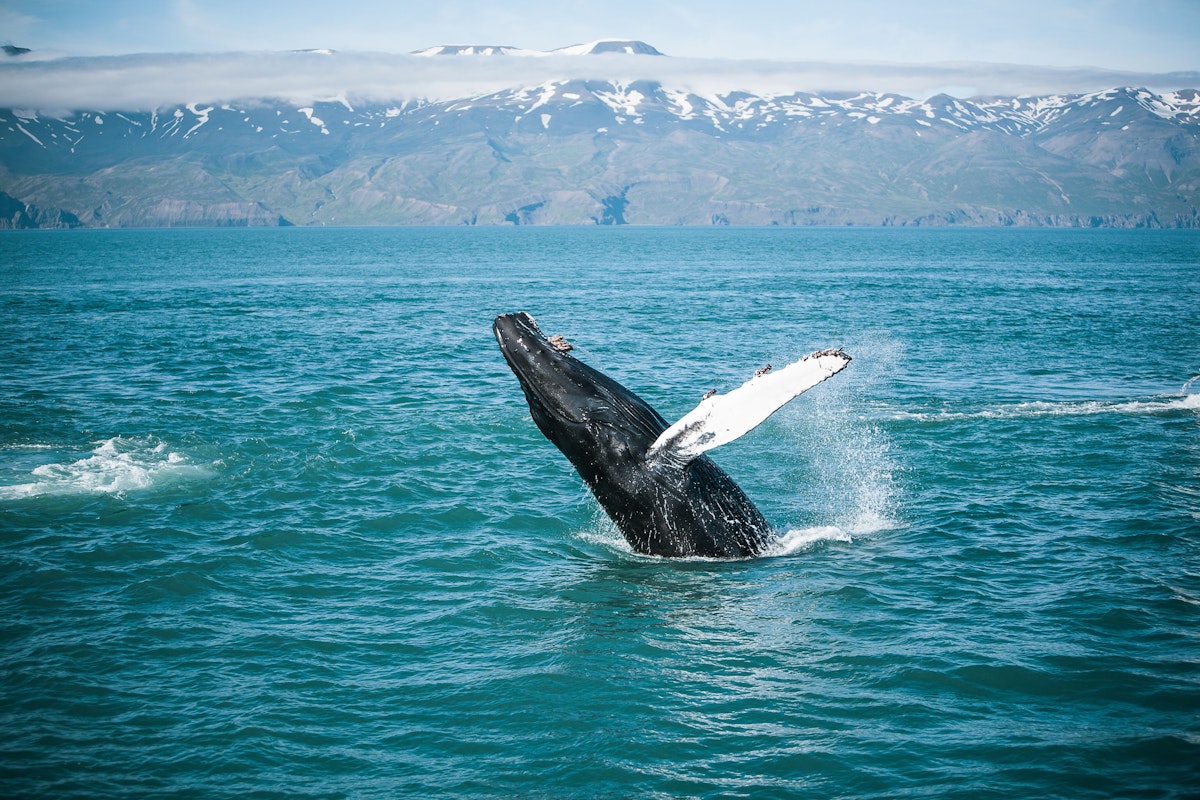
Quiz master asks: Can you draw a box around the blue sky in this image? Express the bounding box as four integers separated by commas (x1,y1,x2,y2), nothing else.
2,0,1197,72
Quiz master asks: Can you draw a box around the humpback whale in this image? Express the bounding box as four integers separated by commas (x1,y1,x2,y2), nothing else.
494,312,850,558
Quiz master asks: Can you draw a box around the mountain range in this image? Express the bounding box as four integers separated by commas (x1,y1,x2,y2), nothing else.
1,41,1198,228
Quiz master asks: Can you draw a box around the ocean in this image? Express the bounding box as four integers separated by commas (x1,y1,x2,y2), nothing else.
1,226,1197,798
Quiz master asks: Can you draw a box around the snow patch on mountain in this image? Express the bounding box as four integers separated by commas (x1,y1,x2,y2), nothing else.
184,103,211,137
298,106,329,134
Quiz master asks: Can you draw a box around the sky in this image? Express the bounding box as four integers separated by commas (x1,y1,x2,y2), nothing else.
2,0,1197,71
1,0,1198,109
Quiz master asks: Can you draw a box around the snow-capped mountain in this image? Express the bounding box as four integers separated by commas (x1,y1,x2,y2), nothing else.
412,40,664,57
1,43,1197,227
551,40,664,56
412,44,533,57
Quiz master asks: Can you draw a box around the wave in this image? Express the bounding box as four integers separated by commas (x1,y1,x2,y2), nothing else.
575,522,877,561
766,504,901,557
0,436,212,500
574,507,895,562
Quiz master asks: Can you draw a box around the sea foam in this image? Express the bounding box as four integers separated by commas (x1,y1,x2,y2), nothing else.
890,390,1200,423
0,436,210,500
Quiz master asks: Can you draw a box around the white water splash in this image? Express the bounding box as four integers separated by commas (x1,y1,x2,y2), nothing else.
1176,375,1200,410
765,525,852,556
765,499,901,557
0,436,211,500
775,334,904,541
578,465,902,561
576,513,637,555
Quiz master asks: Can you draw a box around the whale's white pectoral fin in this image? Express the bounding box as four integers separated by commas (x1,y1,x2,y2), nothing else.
647,349,851,464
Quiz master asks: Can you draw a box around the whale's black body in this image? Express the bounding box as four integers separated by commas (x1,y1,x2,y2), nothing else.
493,312,849,559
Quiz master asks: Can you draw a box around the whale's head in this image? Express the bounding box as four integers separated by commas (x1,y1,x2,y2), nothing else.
493,312,668,476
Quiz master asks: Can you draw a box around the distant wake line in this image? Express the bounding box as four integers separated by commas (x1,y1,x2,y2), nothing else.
892,392,1199,423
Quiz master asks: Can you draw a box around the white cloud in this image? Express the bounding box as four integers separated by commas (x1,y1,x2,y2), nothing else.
0,50,1196,112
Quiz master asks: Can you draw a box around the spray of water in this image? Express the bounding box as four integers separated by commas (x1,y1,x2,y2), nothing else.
1180,375,1200,409
770,333,904,554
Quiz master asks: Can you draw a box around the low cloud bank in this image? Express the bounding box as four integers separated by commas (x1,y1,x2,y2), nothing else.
2,50,1197,112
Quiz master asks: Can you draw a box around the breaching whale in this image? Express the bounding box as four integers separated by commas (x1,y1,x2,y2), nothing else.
493,312,850,558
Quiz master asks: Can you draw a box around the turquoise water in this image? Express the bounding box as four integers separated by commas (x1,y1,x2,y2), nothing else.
1,227,1198,798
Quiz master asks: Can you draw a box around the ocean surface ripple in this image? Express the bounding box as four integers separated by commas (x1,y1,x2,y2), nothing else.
2,227,1198,798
